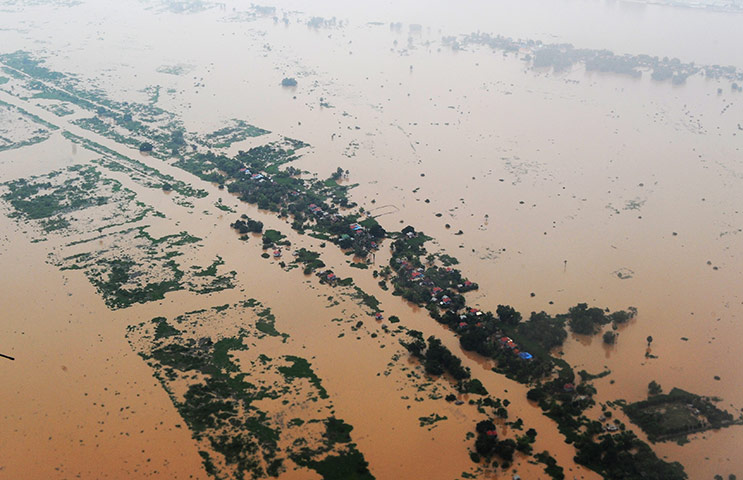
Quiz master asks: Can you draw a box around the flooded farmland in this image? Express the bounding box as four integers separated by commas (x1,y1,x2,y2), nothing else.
1,1,742,479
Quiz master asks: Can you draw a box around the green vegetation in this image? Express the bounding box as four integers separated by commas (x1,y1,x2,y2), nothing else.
200,119,269,148
231,215,263,234
401,331,470,380
262,229,289,248
2,164,118,221
153,316,181,339
352,286,381,313
455,32,741,84
291,448,373,480
89,257,182,308
278,356,329,399
50,226,233,309
648,380,663,396
62,132,207,199
292,248,326,274
534,451,565,480
418,413,447,428
128,304,373,480
255,308,289,341
624,388,741,442
192,256,224,277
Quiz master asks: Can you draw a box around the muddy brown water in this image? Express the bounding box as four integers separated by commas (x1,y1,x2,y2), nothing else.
1,1,742,478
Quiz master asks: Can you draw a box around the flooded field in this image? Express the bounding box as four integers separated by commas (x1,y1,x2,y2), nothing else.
1,1,742,479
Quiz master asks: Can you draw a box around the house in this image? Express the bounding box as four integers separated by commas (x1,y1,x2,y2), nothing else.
251,173,264,180
458,322,468,328
273,250,282,258
563,383,575,392
432,287,444,295
411,271,423,281
375,313,384,320
486,430,497,437
441,295,452,305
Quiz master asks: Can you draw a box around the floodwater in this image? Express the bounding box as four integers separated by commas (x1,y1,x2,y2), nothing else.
1,0,742,479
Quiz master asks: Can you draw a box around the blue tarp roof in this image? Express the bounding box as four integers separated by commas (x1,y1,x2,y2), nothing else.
518,352,533,360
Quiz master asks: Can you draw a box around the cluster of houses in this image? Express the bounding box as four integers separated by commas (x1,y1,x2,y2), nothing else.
392,253,533,363
394,258,477,308
238,166,267,182
497,335,533,360
308,203,346,224
317,269,338,285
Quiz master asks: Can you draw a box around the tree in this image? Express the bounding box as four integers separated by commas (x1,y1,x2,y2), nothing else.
476,420,496,435
646,335,653,347
331,167,344,181
139,142,153,152
648,381,662,396
567,303,608,335
603,331,617,345
496,304,522,326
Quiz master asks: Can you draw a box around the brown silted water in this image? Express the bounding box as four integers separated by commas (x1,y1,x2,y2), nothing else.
1,1,742,478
